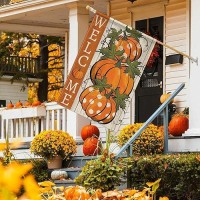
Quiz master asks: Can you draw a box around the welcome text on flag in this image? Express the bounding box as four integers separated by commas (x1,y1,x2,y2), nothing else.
58,13,109,108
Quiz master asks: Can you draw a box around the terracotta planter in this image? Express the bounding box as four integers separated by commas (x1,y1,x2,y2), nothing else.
47,155,62,169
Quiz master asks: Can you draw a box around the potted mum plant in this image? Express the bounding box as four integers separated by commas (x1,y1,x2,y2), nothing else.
30,130,77,169
117,123,164,156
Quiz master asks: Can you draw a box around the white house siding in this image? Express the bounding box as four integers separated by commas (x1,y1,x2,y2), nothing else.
109,0,168,129
93,0,108,14
109,0,132,26
0,80,28,106
165,0,189,111
110,0,189,114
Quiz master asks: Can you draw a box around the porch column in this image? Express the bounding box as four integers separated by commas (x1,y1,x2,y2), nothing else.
184,0,200,136
66,5,91,139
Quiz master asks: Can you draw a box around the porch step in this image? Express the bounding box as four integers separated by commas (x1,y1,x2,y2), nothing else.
48,167,82,187
50,155,127,189
49,155,95,187
64,155,97,168
168,136,200,152
54,179,76,187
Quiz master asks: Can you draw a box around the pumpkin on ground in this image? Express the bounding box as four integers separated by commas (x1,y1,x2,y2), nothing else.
81,124,100,141
83,137,101,156
168,114,189,136
64,186,90,200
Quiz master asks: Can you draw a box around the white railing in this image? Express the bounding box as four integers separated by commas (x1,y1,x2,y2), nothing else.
45,102,67,131
0,102,68,142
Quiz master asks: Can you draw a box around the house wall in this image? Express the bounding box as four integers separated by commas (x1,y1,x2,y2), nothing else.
0,79,28,107
109,0,189,122
165,0,189,111
109,0,132,25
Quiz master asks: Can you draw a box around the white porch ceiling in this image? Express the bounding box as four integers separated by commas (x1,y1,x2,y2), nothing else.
0,0,93,36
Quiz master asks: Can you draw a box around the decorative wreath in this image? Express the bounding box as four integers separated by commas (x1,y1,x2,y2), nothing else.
146,32,160,68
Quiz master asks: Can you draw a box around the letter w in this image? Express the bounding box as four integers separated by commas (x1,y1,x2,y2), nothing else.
94,15,108,28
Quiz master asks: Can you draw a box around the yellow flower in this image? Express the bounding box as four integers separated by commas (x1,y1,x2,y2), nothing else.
23,175,41,200
0,161,40,200
38,181,55,187
117,123,164,155
30,130,77,160
0,162,32,194
159,197,169,200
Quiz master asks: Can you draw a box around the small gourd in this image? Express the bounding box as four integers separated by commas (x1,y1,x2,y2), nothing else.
32,100,42,107
15,100,23,108
24,101,32,107
160,93,174,104
7,101,14,109
51,170,68,180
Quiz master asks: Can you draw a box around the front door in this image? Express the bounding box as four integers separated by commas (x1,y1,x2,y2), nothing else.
135,16,163,124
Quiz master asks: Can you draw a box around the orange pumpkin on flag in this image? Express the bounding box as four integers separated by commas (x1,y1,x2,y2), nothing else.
90,59,134,95
72,68,84,80
79,86,116,124
115,36,142,62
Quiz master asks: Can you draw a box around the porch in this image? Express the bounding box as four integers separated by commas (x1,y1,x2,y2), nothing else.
0,102,70,142
0,86,200,155
0,55,41,77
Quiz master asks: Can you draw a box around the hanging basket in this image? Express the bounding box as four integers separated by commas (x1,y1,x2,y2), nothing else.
47,155,63,169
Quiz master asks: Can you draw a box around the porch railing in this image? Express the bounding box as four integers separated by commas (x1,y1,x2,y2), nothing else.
0,56,41,76
0,0,23,6
115,83,185,158
0,102,67,142
0,0,10,6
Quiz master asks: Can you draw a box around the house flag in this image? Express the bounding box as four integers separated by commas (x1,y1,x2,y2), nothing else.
58,10,156,132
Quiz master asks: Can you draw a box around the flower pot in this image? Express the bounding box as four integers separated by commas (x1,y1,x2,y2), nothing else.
47,155,62,169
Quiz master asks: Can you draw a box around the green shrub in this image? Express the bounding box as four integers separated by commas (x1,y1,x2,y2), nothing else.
20,159,48,182
129,153,200,200
75,150,128,192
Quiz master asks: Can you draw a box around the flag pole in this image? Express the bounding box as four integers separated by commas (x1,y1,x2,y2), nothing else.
155,39,198,64
86,5,96,13
86,5,198,65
